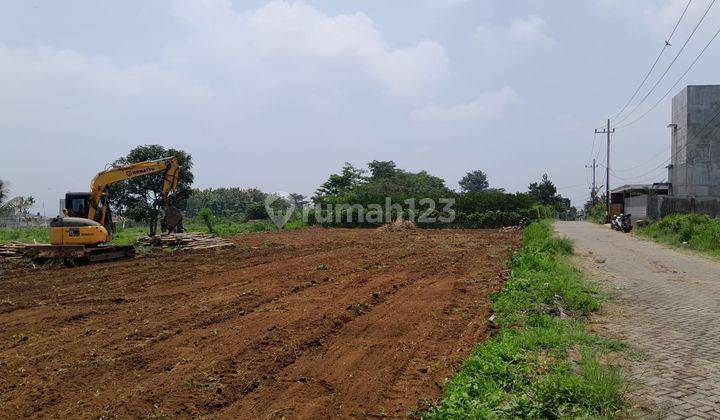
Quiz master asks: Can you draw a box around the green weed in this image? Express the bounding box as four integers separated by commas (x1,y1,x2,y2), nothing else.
0,218,310,246
425,221,627,419
637,213,720,257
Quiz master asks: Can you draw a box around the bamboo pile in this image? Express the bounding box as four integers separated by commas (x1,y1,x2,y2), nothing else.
136,232,235,251
0,241,28,259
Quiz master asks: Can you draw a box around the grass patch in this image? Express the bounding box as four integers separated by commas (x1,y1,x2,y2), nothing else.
183,218,308,235
425,221,627,419
0,226,50,244
0,218,309,245
637,213,720,257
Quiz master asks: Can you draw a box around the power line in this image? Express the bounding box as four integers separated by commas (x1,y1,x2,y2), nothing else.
613,0,717,127
616,22,720,129
588,131,598,164
610,0,694,122
604,163,666,181
611,147,669,173
556,183,590,190
609,104,720,182
594,130,605,162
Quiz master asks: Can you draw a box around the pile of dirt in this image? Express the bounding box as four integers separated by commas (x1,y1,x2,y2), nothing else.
376,219,417,232
136,232,235,250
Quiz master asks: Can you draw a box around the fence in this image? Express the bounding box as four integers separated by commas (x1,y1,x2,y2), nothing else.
643,195,720,220
0,215,49,229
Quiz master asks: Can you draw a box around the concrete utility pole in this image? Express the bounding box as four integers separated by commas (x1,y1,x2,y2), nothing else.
585,158,598,201
595,119,615,222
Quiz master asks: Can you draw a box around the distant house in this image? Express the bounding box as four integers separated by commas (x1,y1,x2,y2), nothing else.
610,184,670,220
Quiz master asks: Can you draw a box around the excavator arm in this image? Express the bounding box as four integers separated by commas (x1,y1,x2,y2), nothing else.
87,157,180,227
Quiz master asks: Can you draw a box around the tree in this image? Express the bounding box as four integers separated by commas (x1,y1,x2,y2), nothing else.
185,187,267,218
528,174,573,217
245,202,268,220
314,162,366,200
459,170,490,193
289,193,308,209
368,160,398,179
15,196,35,215
528,174,557,206
108,145,194,235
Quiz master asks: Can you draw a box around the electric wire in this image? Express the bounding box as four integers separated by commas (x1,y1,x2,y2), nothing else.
609,104,720,182
610,0,694,122
613,0,717,127
616,22,720,129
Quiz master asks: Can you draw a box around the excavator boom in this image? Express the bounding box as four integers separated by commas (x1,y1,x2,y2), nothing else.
87,157,180,227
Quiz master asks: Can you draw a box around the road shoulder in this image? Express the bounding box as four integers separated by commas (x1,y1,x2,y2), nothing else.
556,221,720,419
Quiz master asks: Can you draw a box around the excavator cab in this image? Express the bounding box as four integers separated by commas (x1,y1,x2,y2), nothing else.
65,192,90,218
64,192,115,234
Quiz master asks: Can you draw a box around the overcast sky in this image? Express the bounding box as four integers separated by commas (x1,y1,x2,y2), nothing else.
2,0,720,213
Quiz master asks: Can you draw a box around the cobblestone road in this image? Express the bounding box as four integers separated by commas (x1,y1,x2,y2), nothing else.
555,221,720,419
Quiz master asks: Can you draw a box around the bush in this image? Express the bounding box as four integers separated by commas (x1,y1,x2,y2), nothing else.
586,201,606,224
198,208,216,233
244,202,269,221
309,192,553,229
638,213,720,255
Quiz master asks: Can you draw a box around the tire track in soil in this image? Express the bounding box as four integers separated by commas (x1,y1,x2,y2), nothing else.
0,228,518,418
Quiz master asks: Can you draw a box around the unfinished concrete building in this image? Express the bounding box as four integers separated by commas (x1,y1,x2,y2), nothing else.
668,85,720,198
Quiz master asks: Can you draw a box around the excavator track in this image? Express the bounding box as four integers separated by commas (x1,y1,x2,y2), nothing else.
23,245,135,265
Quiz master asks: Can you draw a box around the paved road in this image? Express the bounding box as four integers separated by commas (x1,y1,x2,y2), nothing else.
555,221,720,419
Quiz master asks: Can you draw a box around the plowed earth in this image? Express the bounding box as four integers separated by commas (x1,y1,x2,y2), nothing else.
0,228,518,418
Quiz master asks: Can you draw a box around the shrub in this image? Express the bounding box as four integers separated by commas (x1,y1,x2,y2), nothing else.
198,208,216,233
586,201,606,224
244,202,269,221
638,213,720,255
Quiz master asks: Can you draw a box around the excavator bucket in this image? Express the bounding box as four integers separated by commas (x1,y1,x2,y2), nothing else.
161,206,184,233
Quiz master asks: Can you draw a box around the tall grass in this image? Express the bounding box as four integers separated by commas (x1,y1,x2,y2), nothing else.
425,221,626,419
637,213,720,257
0,218,309,245
0,226,50,244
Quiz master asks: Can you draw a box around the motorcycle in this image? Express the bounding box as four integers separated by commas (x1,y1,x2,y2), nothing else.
611,214,633,233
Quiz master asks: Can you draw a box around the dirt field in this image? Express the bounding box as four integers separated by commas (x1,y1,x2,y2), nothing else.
0,227,518,418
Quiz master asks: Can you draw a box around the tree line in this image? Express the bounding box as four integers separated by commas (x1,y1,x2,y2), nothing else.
2,145,576,231
308,160,572,228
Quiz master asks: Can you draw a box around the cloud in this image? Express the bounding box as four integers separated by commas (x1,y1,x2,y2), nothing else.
0,1,455,210
168,0,449,95
589,0,720,39
474,15,555,56
411,87,519,122
424,0,467,8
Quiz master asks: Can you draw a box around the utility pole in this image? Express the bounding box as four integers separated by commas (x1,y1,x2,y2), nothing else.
585,158,598,201
595,119,615,222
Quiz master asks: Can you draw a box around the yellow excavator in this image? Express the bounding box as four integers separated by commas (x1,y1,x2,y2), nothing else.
25,157,182,264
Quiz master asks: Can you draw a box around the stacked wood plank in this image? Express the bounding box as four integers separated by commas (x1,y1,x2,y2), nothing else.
500,226,522,232
0,242,28,259
136,232,235,251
